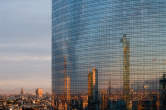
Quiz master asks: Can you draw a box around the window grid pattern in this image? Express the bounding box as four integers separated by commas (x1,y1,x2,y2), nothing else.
52,0,166,109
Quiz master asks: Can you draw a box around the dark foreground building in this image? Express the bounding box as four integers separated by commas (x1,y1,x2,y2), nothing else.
52,0,166,110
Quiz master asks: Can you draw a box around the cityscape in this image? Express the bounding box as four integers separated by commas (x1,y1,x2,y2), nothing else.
0,88,52,110
0,0,166,110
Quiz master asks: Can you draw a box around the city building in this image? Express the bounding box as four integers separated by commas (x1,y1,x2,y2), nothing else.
36,88,43,97
88,68,99,110
52,0,166,110
0,94,52,110
21,88,24,96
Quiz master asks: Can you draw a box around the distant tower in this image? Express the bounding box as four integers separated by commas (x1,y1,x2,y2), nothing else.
159,74,166,110
20,88,24,95
36,88,43,97
121,34,131,110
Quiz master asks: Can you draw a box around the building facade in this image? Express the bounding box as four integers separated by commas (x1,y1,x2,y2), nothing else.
52,0,166,110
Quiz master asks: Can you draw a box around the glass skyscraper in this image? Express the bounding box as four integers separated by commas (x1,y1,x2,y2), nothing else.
52,0,166,110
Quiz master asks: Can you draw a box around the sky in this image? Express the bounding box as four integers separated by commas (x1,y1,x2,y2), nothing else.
0,0,51,93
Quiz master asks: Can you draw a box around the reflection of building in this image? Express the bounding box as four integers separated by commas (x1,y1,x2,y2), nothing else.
160,74,166,110
63,56,71,103
88,68,98,101
121,35,131,110
92,68,98,99
108,99,127,110
100,90,108,110
88,70,93,98
81,96,88,110
52,0,166,110
88,68,99,110
65,76,71,102
137,98,155,110
36,88,43,97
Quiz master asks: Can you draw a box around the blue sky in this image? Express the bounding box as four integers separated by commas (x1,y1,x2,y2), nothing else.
0,0,51,92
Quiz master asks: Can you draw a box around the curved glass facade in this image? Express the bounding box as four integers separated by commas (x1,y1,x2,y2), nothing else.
52,0,166,110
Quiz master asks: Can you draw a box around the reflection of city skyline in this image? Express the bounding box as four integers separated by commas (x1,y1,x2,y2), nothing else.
52,0,166,110
52,1,166,92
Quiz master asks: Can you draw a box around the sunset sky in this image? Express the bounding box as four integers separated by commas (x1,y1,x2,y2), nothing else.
0,0,51,93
